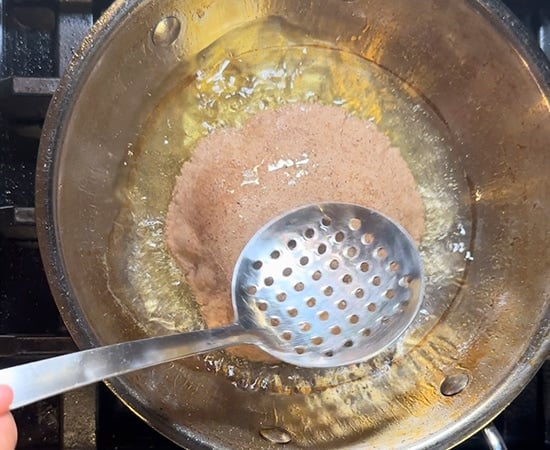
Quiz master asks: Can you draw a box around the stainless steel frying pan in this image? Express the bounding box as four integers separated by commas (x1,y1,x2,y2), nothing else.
36,0,549,448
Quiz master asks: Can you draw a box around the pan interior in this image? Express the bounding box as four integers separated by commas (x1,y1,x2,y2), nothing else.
106,15,469,447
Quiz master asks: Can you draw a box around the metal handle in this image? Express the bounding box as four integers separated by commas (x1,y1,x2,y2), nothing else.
0,324,256,410
483,423,508,450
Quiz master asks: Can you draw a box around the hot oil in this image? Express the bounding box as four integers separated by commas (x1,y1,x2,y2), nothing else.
108,17,472,398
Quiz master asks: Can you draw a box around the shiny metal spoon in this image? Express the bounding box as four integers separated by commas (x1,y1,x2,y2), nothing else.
0,202,424,409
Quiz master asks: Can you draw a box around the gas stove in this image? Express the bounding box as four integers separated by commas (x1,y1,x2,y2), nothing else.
0,1,548,448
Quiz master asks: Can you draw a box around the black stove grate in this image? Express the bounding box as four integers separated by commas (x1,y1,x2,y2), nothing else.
0,0,548,448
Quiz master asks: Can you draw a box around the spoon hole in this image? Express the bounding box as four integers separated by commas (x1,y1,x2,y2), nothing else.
323,286,334,297
311,336,323,345
393,301,408,314
399,275,411,287
321,216,332,227
361,233,374,245
349,218,361,230
359,262,369,272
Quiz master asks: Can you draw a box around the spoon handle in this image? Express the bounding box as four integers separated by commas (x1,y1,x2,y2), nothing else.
0,324,256,410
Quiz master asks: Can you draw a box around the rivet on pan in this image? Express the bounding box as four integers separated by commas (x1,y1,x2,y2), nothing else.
152,17,181,47
440,371,470,396
259,427,292,444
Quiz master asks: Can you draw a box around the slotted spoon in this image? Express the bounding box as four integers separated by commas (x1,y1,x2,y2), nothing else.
0,202,424,410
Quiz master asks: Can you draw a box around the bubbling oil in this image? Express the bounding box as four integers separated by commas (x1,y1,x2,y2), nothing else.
108,17,473,393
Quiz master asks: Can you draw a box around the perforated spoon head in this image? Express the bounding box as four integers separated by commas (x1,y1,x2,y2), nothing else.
231,202,424,368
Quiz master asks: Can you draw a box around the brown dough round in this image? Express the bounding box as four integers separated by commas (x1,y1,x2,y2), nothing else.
165,103,425,362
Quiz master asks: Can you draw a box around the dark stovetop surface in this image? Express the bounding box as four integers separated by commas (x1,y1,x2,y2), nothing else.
0,0,549,449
